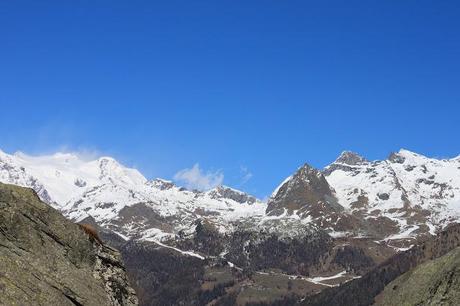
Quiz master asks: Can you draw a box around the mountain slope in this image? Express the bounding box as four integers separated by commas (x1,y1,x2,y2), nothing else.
374,246,460,306
0,182,138,306
300,223,460,306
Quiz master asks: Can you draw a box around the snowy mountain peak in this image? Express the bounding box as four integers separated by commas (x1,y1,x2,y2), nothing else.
296,163,322,177
324,152,369,175
269,163,332,201
0,149,267,241
387,149,426,164
97,156,147,186
335,151,368,165
148,178,176,190
326,149,460,241
0,150,148,206
267,162,342,216
206,185,259,205
397,148,425,157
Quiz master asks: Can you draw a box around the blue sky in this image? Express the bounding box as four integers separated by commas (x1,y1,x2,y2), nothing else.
1,1,459,197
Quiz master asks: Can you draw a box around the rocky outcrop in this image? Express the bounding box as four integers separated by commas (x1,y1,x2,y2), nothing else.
0,183,138,306
323,151,368,175
266,164,364,235
267,164,341,215
207,185,258,204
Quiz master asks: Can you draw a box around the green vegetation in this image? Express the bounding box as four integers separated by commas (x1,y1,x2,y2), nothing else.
375,247,460,306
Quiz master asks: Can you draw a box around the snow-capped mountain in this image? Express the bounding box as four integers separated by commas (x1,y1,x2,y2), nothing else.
0,150,146,207
326,149,460,240
0,149,266,241
266,149,460,244
1,148,460,245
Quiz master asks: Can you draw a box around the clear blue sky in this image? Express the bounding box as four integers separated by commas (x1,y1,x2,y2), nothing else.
1,1,459,197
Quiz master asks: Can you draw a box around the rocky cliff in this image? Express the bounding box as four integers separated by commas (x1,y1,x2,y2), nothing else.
0,183,138,306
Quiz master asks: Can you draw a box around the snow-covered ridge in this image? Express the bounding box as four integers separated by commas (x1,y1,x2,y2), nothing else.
1,147,460,243
2,150,147,205
0,149,266,240
0,149,261,206
325,148,460,239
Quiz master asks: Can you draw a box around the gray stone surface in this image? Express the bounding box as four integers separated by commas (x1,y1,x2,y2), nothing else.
0,183,138,306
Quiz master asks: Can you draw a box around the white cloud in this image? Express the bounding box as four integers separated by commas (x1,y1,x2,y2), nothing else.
240,166,253,184
174,163,224,191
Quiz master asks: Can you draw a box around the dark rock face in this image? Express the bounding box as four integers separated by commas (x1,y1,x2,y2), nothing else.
335,151,368,165
112,202,174,236
147,179,175,190
266,164,364,235
322,151,368,176
207,185,257,204
74,178,87,187
388,152,406,164
267,164,342,215
0,183,138,306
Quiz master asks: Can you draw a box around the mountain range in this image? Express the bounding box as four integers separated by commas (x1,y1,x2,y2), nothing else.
1,148,460,305
1,149,459,243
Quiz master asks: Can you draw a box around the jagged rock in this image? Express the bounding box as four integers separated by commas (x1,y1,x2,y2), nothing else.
266,164,365,235
0,183,138,306
147,178,175,190
323,151,369,176
207,185,257,204
74,178,87,187
267,164,342,215
388,152,406,163
336,151,368,165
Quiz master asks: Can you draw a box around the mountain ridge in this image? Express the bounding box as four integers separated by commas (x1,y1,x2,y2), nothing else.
1,148,460,244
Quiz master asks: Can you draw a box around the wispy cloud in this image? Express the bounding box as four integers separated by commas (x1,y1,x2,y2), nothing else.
53,146,103,161
16,145,104,162
240,166,253,184
174,163,224,191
